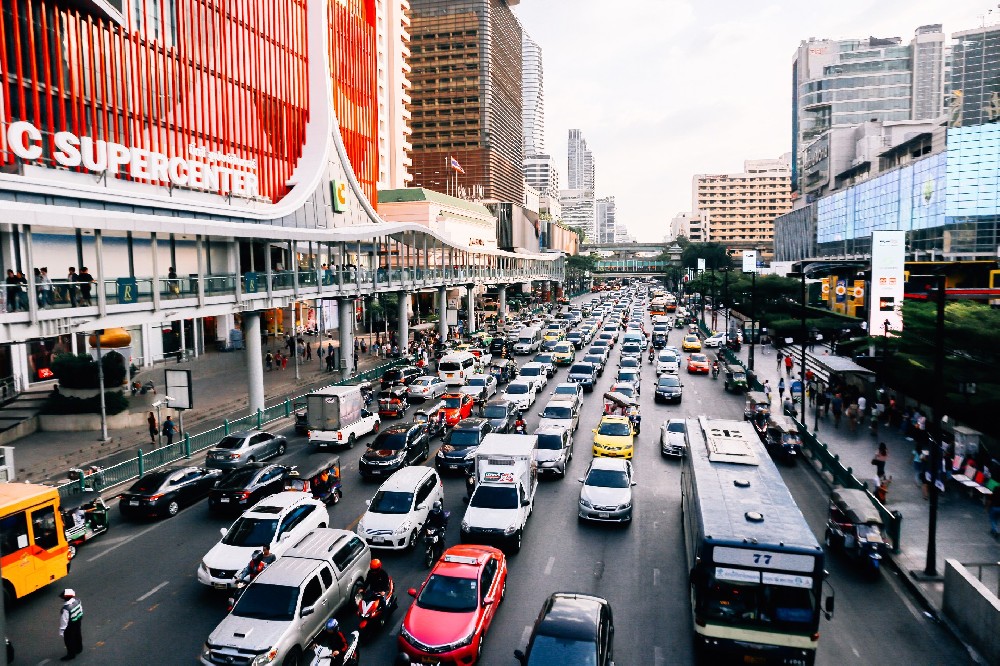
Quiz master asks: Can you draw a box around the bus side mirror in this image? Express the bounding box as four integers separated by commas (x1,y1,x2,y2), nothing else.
824,596,834,619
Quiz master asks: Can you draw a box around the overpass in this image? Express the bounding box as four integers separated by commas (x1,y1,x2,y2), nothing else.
582,242,667,256
593,259,669,275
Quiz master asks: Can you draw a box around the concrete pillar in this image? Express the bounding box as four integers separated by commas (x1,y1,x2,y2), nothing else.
466,285,475,335
438,287,448,341
338,297,355,377
245,312,265,412
398,292,410,354
498,286,507,324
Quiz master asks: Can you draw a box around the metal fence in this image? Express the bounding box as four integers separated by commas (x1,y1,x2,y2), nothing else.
56,357,409,499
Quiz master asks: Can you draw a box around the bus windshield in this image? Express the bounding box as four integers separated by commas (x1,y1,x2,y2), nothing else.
702,577,816,632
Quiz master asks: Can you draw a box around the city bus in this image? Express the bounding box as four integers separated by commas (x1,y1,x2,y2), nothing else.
665,294,677,312
0,483,70,605
650,296,667,316
681,417,833,665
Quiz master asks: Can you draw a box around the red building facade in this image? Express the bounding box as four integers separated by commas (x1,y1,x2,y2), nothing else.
0,0,378,207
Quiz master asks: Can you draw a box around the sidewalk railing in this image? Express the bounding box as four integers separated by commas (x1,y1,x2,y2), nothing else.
719,348,765,392
56,357,409,499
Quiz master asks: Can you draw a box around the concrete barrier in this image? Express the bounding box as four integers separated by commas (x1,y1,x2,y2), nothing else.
943,559,1000,665
39,411,149,432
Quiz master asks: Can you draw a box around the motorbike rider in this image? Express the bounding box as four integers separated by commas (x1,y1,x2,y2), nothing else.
513,410,527,434
364,559,392,597
237,544,276,582
426,501,448,534
648,346,655,363
315,618,350,666
711,360,720,378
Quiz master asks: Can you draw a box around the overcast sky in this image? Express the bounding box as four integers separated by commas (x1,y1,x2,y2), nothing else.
513,1,987,241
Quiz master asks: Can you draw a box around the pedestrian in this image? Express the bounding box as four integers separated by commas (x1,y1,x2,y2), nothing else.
778,377,786,399
783,354,793,377
326,351,335,372
76,267,94,306
327,342,334,359
265,351,273,371
147,411,157,446
66,267,78,306
167,266,180,296
162,415,176,446
776,349,783,371
39,267,53,307
988,484,1000,537
58,588,84,661
831,393,843,428
846,402,859,433
857,395,867,418
912,447,925,486
5,269,20,312
281,353,288,370
872,442,888,478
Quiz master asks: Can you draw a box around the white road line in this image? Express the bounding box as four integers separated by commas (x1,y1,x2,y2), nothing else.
654,646,665,666
653,568,660,586
37,660,52,666
86,522,163,562
544,556,555,575
520,625,532,647
137,581,169,602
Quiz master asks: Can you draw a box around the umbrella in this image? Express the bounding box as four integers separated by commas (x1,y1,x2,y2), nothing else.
603,391,637,407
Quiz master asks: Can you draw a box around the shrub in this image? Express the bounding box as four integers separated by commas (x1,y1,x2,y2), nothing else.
50,352,127,389
42,391,129,415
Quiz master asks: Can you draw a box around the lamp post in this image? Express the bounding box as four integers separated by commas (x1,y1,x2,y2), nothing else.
95,329,108,442
925,274,946,577
747,266,757,372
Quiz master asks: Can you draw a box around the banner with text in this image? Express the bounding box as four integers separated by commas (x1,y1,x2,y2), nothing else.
869,230,906,333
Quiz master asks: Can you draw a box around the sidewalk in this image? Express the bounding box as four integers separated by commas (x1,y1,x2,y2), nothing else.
735,343,999,611
11,340,390,483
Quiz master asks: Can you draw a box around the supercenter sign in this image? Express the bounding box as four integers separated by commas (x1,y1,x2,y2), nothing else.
5,120,270,202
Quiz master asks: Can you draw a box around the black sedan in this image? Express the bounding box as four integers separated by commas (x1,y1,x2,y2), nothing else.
119,466,223,519
358,423,430,480
207,463,290,515
381,365,423,389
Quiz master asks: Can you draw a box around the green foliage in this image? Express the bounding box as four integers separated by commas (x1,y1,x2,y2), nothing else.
51,352,128,389
681,243,732,270
42,391,129,415
566,254,599,273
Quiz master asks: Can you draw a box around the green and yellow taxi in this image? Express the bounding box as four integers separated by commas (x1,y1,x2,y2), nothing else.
552,341,576,366
542,329,564,343
681,334,702,352
592,415,635,459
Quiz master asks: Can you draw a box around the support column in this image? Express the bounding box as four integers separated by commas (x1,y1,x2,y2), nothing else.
398,292,410,354
498,286,507,324
245,312,265,412
438,287,448,341
466,285,475,335
338,298,355,377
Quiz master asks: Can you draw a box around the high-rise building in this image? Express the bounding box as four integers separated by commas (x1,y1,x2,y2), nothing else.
669,212,707,243
596,196,616,243
692,155,792,256
950,24,1000,128
567,129,595,191
559,189,597,241
911,25,946,120
407,0,524,203
522,33,545,158
377,0,414,190
523,154,561,198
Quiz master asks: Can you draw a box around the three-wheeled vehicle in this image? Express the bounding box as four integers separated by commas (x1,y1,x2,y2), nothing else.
651,331,667,349
824,487,890,578
62,491,110,560
283,452,342,505
293,400,308,435
65,465,105,492
377,386,409,418
743,390,771,422
723,364,748,393
413,400,447,440
764,414,803,465
359,381,375,407
489,359,517,385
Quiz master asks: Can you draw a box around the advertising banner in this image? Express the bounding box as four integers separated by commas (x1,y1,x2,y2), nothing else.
697,258,706,274
835,279,847,303
742,251,757,273
869,230,906,333
852,280,865,307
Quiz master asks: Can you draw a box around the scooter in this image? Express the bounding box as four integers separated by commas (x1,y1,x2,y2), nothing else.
711,364,720,380
423,512,450,568
356,580,397,639
309,631,361,666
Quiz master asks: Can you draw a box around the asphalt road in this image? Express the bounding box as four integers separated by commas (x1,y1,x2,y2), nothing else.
5,291,971,666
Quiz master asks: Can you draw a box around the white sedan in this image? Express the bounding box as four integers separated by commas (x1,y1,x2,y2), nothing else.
502,380,537,412
703,332,727,348
459,374,498,401
407,376,448,402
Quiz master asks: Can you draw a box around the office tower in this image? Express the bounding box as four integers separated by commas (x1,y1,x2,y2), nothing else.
522,33,545,158
377,0,414,189
567,129,595,191
911,25,946,120
950,24,1000,128
559,189,597,241
596,196,616,243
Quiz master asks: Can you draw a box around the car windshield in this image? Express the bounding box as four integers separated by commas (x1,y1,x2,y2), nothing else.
412,378,434,386
371,433,407,450
439,362,461,372
369,491,414,514
598,421,631,437
613,386,635,398
685,336,698,343
622,344,641,353
416,574,479,613
667,421,686,433
618,371,638,381
658,377,680,387
216,468,258,490
443,397,464,409
542,405,572,419
534,354,553,364
525,635,598,665
583,357,602,366
621,358,638,367
222,517,278,547
703,579,817,631
555,344,573,353
469,485,519,509
468,378,486,387
383,370,402,381
520,367,540,377
586,468,630,488
506,384,529,395
536,434,564,450
231,583,299,621
691,354,708,363
215,436,247,450
450,430,481,447
484,405,508,419
659,353,677,362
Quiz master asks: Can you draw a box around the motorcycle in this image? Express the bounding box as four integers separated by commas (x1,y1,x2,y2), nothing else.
423,512,451,568
711,364,720,380
309,631,361,666
356,579,397,639
514,421,527,435
648,349,655,364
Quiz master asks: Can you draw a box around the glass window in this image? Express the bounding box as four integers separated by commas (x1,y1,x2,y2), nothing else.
300,576,323,609
232,583,298,621
0,511,29,555
332,537,365,572
222,518,278,547
369,491,414,514
319,565,334,588
416,574,478,612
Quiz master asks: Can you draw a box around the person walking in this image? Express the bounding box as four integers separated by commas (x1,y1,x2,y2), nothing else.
831,393,843,428
265,351,273,371
147,412,157,446
872,442,889,478
58,588,84,661
857,395,867,419
5,269,20,312
775,349,783,372
39,267,53,308
783,354,793,377
162,415,176,446
66,267,78,306
778,377,786,400
76,267,94,306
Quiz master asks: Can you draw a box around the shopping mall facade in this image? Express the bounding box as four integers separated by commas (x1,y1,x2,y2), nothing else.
0,0,561,399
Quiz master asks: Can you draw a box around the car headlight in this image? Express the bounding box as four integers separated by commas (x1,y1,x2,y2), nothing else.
461,519,470,531
200,560,209,573
400,625,417,644
464,448,478,459
395,521,412,534
201,644,212,660
503,524,518,535
617,503,632,511
438,631,477,651
250,649,279,666
580,498,593,509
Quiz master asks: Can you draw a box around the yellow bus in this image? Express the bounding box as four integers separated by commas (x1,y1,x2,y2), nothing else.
0,483,70,604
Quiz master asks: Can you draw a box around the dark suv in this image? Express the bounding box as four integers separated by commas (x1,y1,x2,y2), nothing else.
516,593,615,665
483,399,517,433
380,366,423,389
435,417,492,473
359,423,429,480
489,337,515,358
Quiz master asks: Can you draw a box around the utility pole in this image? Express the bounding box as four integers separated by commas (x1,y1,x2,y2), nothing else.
95,330,108,442
924,274,946,577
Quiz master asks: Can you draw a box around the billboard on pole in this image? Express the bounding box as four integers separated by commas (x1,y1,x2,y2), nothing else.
741,250,757,273
697,258,706,274
869,230,906,334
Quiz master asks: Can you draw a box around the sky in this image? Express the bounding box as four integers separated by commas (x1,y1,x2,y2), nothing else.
512,0,988,241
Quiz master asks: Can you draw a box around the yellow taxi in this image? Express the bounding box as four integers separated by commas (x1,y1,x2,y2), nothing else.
682,334,702,352
592,415,635,459
543,329,564,343
552,341,576,366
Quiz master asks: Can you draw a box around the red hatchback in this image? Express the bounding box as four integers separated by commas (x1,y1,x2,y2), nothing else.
439,393,475,427
399,545,507,665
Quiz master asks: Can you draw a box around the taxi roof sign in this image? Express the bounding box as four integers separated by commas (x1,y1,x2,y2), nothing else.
443,554,479,565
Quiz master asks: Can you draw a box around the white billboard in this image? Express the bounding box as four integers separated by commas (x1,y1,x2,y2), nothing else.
697,258,706,274
742,250,757,273
869,230,906,334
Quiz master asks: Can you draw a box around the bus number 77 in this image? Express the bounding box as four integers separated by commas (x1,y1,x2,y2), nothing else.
752,553,772,565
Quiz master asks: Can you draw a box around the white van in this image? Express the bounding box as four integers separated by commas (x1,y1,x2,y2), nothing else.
514,327,542,354
438,351,477,385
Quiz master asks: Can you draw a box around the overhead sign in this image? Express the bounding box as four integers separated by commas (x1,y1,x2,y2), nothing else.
164,369,193,410
869,230,906,333
330,179,348,213
742,251,757,273
5,120,269,202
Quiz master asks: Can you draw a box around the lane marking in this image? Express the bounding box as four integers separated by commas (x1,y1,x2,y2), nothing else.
121,621,133,631
137,581,169,602
86,522,164,562
654,646,665,666
520,625,532,648
544,556,555,575
147,603,159,612
37,660,52,666
653,567,660,587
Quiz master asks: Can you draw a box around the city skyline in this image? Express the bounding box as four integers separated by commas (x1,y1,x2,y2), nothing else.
513,1,982,241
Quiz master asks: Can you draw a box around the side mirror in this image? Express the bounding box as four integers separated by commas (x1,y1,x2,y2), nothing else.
365,498,372,506
219,527,228,537
416,503,427,511
578,478,585,483
300,605,315,617
592,429,598,434
279,532,290,542
521,498,531,507
407,587,417,597
483,595,495,606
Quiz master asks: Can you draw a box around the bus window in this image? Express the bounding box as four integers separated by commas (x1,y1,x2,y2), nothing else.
0,512,29,554
31,505,60,550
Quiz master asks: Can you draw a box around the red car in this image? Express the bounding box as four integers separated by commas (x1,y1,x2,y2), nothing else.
687,353,711,374
399,545,507,665
439,393,475,427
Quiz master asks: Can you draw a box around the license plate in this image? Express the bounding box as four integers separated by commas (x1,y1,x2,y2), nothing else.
371,537,385,544
220,497,230,503
213,582,228,590
129,500,139,506
599,512,610,519
420,658,440,665
447,373,454,378
370,470,381,476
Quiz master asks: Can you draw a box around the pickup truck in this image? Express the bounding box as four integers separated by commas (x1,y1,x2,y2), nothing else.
307,386,381,449
460,435,537,553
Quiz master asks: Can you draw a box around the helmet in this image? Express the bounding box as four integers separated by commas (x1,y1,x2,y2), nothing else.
432,501,442,511
326,618,339,631
371,559,382,570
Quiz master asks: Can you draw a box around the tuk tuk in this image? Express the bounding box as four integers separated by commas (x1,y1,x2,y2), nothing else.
62,491,110,560
359,381,375,407
65,465,105,492
293,400,308,435
825,487,891,578
764,414,803,464
603,392,640,433
489,359,517,385
378,386,409,418
723,364,748,393
283,452,342,505
743,391,771,422
651,331,667,349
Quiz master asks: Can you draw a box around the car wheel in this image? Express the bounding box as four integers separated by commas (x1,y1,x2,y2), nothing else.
165,500,180,517
246,457,255,464
510,530,522,554
824,529,833,548
282,647,302,666
348,434,356,449
276,442,286,456
407,530,419,550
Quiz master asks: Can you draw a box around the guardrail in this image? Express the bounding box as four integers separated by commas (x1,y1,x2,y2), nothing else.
718,348,765,392
56,357,410,499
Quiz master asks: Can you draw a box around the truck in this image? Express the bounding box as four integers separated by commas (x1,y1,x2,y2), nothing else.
306,385,380,449
460,434,538,553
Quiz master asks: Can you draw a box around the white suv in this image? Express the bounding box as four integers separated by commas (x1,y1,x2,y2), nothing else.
197,492,328,589
656,351,680,376
356,466,444,550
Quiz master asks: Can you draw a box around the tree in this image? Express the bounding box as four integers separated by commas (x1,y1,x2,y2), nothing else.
566,253,599,273
681,242,732,270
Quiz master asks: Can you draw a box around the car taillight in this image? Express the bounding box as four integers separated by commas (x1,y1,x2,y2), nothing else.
307,430,312,437
338,432,343,441
147,493,163,501
237,491,250,499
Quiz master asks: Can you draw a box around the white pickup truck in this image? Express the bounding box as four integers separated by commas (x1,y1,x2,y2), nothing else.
307,386,380,449
460,435,538,553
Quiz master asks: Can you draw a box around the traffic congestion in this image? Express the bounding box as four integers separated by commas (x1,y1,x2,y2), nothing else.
3,280,969,666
